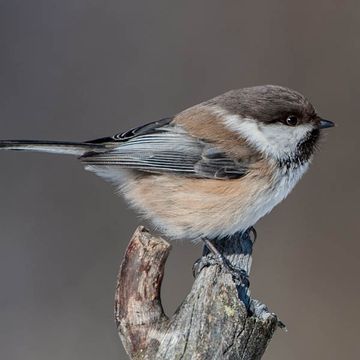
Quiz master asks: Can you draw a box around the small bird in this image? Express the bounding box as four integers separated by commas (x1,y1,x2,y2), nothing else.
0,85,334,248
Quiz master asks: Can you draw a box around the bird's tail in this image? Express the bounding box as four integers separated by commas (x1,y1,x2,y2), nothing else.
0,140,105,156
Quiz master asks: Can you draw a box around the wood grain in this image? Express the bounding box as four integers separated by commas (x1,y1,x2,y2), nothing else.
115,226,280,359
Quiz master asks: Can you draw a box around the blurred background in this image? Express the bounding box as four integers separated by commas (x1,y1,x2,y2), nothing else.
0,1,359,359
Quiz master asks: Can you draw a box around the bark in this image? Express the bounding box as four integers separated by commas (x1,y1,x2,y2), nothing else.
115,226,281,360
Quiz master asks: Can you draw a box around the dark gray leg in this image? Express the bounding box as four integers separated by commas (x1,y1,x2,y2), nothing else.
192,229,256,313
200,237,250,288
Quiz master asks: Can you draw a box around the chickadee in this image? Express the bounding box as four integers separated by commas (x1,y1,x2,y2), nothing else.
0,85,334,246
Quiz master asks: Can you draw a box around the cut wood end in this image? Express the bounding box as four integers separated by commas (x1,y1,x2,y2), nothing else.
125,226,171,254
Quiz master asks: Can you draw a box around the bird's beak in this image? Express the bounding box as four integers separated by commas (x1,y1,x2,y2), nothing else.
319,118,335,129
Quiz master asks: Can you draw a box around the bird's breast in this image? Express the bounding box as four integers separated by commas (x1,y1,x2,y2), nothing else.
119,160,309,240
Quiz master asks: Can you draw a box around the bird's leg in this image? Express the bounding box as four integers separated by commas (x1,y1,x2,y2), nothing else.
192,230,256,313
200,237,250,288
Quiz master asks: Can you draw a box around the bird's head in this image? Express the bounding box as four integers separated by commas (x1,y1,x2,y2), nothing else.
207,85,334,163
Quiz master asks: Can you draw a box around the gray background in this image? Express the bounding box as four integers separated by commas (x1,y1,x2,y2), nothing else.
0,1,359,359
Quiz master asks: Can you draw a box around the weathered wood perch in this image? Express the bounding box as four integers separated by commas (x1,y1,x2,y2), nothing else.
115,226,281,359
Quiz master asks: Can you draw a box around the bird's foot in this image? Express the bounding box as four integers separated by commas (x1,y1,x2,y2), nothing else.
196,236,252,313
200,237,250,285
192,254,248,280
192,256,219,277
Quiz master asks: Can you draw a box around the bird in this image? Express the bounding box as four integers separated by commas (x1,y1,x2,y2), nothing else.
0,85,334,252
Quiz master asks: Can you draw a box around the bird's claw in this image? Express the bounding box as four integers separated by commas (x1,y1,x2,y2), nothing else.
193,252,250,288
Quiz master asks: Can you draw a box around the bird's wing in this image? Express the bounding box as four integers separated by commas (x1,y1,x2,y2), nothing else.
81,118,250,180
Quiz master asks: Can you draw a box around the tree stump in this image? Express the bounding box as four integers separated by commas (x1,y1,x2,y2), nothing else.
115,226,281,359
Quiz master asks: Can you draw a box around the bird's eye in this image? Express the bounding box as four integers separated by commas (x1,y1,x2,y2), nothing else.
285,115,298,126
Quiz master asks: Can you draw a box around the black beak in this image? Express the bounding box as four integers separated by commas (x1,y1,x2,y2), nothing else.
319,119,335,129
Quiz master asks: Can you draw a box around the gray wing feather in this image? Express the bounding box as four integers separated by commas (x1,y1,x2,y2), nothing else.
81,125,249,179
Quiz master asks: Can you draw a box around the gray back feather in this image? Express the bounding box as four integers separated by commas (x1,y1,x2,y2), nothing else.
81,123,250,180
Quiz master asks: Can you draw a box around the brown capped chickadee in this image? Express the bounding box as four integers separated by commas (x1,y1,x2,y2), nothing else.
0,85,334,245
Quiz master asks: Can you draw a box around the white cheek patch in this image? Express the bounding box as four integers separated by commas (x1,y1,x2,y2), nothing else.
220,113,313,159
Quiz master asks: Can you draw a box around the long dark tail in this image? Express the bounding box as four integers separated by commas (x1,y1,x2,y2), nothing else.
0,140,105,156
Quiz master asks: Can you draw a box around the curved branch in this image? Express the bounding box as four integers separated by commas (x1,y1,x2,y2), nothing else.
115,226,280,359
115,226,170,358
